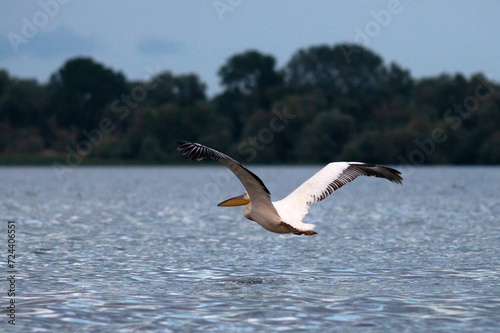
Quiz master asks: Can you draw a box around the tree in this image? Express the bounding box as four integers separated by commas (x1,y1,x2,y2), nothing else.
0,78,44,128
218,50,283,109
219,50,282,94
147,71,206,107
414,73,468,118
380,62,414,99
0,70,9,97
173,74,207,106
294,109,355,163
283,43,387,105
48,57,128,130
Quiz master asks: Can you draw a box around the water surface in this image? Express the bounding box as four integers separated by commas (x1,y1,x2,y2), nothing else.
1,166,499,332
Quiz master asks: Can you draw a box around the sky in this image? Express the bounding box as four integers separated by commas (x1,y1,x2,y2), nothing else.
1,0,499,96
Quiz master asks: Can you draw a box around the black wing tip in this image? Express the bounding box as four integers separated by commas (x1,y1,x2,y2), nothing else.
373,165,403,184
350,163,403,185
177,141,211,161
177,140,199,150
177,140,231,163
381,166,403,185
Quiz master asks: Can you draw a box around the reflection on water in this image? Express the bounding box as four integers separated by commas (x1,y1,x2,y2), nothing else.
1,166,500,332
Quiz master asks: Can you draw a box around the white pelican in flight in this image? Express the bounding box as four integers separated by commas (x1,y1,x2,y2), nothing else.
177,141,403,236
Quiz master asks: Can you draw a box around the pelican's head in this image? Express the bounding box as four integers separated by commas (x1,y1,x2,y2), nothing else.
217,192,251,207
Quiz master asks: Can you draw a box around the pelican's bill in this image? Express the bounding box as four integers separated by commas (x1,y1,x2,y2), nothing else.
217,194,251,207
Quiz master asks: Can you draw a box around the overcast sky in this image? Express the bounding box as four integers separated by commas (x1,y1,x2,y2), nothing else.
1,0,499,95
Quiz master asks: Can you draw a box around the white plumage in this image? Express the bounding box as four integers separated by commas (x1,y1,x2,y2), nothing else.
178,141,403,236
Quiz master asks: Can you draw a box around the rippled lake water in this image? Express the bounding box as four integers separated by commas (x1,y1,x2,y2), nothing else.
1,165,499,332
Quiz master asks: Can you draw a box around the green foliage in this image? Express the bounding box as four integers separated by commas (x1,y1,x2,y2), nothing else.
478,133,500,164
0,45,499,165
47,57,128,130
0,78,45,127
218,50,283,110
295,109,355,163
284,44,386,104
219,50,282,94
146,71,206,107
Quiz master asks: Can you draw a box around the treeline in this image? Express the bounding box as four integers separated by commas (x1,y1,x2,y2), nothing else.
1,43,499,165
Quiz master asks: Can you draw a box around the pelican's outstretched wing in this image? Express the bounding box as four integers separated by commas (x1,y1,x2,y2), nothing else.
177,141,278,213
273,162,403,226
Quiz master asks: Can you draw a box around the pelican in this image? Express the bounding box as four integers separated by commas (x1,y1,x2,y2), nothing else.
177,141,403,236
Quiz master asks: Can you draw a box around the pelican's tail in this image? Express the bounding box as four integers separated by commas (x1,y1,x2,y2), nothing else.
281,221,317,236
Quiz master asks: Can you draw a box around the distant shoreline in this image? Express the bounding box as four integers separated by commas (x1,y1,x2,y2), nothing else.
1,154,498,167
